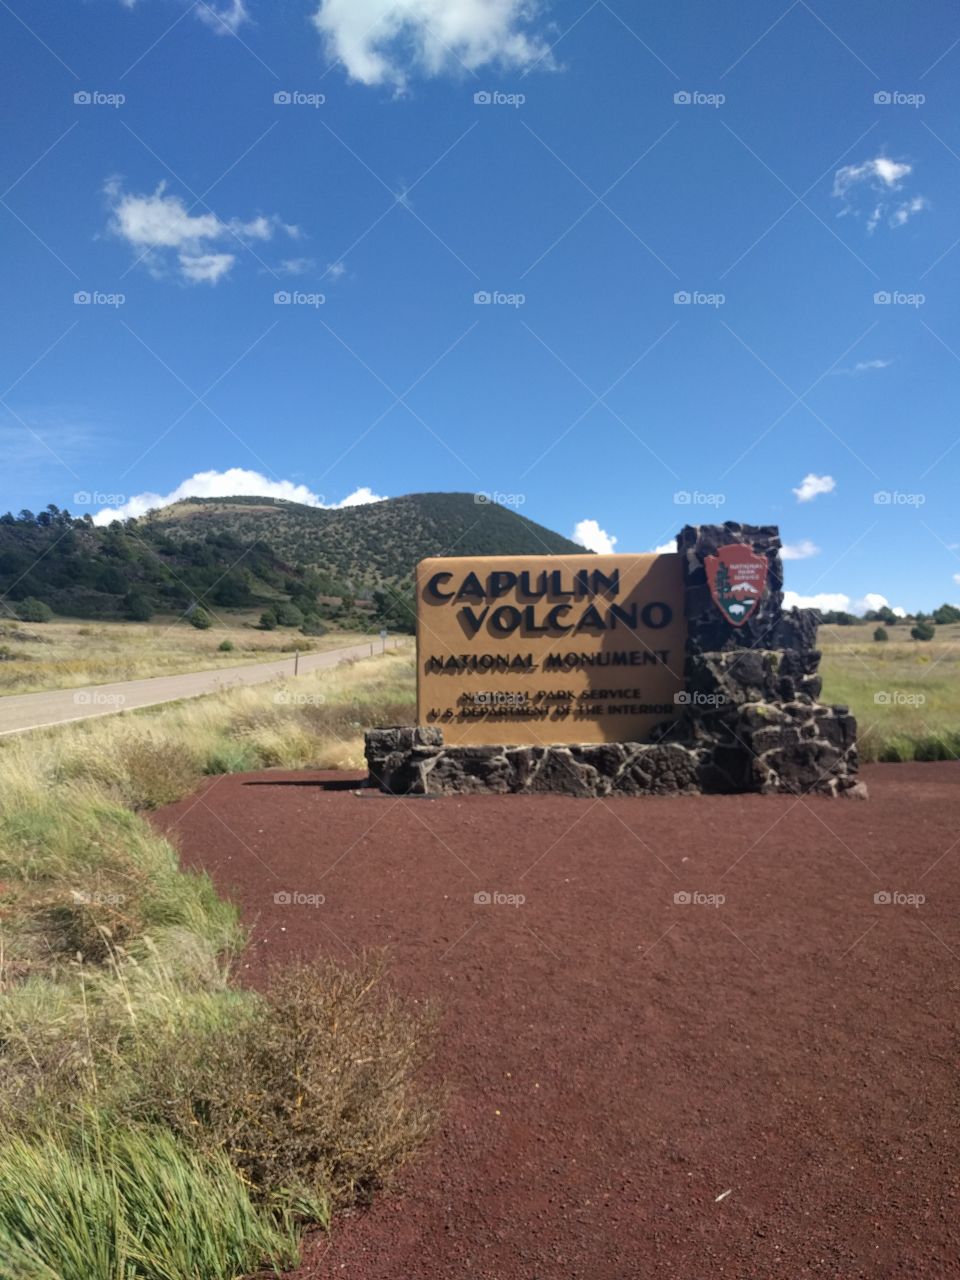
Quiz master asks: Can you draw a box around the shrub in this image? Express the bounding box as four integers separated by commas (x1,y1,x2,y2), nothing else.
258,610,277,630
218,638,234,651
202,740,259,775
300,616,328,636
124,592,153,622
274,602,304,627
131,955,437,1209
114,737,203,809
911,621,935,642
189,607,212,630
17,597,53,623
873,626,889,642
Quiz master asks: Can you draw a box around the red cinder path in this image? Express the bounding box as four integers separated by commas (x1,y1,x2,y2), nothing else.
154,763,960,1280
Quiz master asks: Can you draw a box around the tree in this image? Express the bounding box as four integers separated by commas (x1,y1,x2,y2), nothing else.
274,602,304,627
211,571,251,607
124,591,153,621
259,609,278,630
17,597,53,623
873,626,889,642
189,607,212,630
932,603,960,625
96,564,128,594
911,620,935,642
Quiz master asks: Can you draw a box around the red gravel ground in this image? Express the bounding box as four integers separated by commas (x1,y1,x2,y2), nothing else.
154,763,960,1279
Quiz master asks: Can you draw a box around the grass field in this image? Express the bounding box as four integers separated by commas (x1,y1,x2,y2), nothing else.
0,615,371,697
819,621,960,762
0,646,430,1279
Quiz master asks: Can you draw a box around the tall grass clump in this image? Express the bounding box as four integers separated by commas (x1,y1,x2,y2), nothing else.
0,646,434,1276
0,1127,300,1280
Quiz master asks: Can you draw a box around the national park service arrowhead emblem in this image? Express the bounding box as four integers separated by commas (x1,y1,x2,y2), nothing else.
705,544,767,627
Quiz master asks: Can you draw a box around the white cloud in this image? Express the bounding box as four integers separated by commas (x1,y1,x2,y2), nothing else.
92,468,386,524
326,261,346,280
890,195,928,228
121,0,249,32
792,473,835,503
854,592,907,617
179,252,236,284
276,257,316,277
833,155,927,232
783,589,906,617
831,358,892,375
649,539,677,553
781,539,820,561
196,0,250,34
783,590,851,612
105,180,299,285
312,0,552,89
334,485,385,507
572,519,617,555
954,573,960,586
834,156,911,199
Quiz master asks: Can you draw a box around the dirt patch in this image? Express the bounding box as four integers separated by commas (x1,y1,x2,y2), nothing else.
154,762,960,1279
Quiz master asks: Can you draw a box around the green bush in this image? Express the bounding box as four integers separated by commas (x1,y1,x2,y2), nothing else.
873,626,888,642
218,638,234,651
258,610,277,630
189,607,212,630
911,621,935,642
16,597,53,623
274,602,303,627
124,592,153,622
202,741,259,775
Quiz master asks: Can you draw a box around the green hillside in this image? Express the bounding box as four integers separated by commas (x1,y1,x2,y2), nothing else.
0,493,585,633
146,492,585,584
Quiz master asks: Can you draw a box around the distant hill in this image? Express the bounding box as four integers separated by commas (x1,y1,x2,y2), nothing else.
0,494,585,632
146,493,585,586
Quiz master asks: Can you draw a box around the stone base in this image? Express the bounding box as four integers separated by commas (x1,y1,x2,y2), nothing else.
364,720,865,799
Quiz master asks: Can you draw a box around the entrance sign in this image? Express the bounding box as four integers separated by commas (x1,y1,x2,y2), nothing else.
416,552,686,746
704,544,767,627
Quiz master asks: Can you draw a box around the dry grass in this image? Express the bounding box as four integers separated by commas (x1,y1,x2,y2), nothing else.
0,615,370,697
819,621,960,761
131,954,438,1209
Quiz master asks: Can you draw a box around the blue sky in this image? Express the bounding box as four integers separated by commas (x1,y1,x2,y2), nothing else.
2,0,959,612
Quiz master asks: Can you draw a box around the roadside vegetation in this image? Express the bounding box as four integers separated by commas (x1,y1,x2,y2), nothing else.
0,616,372,698
0,647,430,1280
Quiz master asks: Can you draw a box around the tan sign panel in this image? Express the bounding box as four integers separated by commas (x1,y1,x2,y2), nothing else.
416,552,686,746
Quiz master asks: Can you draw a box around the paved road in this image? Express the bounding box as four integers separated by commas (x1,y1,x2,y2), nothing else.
0,637,409,737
